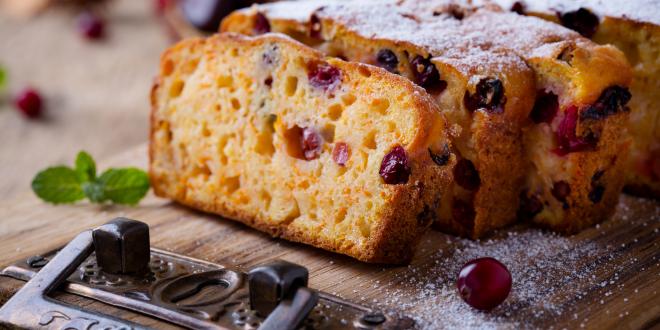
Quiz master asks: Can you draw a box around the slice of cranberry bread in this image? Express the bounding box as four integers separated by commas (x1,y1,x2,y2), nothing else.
223,1,538,240
494,0,660,199
150,32,455,263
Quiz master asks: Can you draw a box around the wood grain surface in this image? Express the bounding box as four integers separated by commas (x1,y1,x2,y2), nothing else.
0,145,658,329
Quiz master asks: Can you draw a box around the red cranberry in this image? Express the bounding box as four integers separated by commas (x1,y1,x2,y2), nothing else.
558,8,599,38
154,0,173,15
307,61,341,91
310,14,322,39
551,180,571,202
454,159,481,191
14,87,43,119
452,198,475,229
332,142,349,166
530,91,559,124
429,145,451,166
77,12,105,40
511,2,525,15
301,127,322,160
554,106,597,155
457,257,512,311
464,78,506,114
376,49,399,73
379,146,411,184
518,192,543,220
254,12,271,34
580,86,632,120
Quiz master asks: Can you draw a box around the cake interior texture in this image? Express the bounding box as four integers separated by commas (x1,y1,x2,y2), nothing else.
221,0,633,235
150,33,455,263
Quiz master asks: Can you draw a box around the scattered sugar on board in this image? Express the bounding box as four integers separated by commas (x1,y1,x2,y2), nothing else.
371,230,598,329
362,196,660,329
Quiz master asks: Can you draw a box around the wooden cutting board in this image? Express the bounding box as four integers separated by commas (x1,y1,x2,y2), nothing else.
0,144,658,329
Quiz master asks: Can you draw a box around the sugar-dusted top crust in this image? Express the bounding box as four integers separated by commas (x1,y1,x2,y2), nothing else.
494,0,660,26
231,0,531,77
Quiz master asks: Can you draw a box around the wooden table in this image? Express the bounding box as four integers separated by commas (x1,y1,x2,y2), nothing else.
0,1,658,329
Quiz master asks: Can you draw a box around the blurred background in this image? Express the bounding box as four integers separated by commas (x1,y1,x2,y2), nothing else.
0,1,171,199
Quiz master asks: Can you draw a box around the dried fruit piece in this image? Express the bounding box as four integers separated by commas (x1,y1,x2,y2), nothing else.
589,170,606,203
464,78,506,114
511,2,525,15
77,11,105,40
429,145,451,166
454,159,480,191
379,145,411,184
254,12,271,34
416,204,436,226
589,185,605,203
518,192,543,220
301,127,323,160
310,14,322,39
376,49,399,73
555,106,597,155
559,8,599,38
307,61,341,91
457,257,512,310
332,142,349,166
530,91,559,124
551,180,571,202
410,55,440,88
580,86,632,120
181,0,238,32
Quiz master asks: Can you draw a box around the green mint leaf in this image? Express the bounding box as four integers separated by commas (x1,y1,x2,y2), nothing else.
97,168,150,205
75,151,96,182
31,166,85,204
0,66,6,90
82,181,106,203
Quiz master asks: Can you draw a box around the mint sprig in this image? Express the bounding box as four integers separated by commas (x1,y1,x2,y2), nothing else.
0,65,6,91
32,151,150,206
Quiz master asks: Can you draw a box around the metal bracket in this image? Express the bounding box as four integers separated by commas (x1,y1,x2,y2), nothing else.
0,230,143,329
0,218,414,329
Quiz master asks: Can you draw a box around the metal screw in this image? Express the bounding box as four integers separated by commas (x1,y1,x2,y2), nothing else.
361,311,386,325
26,255,48,268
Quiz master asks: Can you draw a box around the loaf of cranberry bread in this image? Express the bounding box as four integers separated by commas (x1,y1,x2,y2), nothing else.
222,0,633,234
494,0,660,199
223,1,537,239
150,32,455,263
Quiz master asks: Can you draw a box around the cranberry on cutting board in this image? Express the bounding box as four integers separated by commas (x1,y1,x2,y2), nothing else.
457,257,512,310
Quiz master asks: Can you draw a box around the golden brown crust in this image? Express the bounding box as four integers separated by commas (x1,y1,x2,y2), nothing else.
150,33,455,263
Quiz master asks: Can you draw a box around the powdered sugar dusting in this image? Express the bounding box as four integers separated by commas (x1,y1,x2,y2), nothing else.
372,231,598,328
494,0,660,26
343,196,659,329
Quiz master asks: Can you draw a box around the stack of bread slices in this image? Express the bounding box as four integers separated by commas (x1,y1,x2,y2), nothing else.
150,0,647,263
